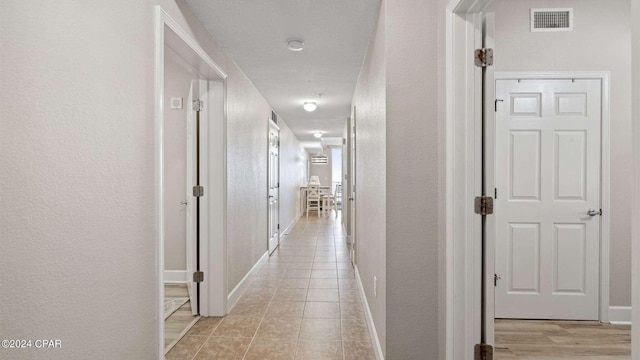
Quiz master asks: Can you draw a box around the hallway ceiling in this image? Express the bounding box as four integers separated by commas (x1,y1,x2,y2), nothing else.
184,0,381,147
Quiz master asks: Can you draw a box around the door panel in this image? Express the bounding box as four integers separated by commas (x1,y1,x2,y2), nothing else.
509,223,540,293
555,131,586,200
494,78,601,320
509,131,541,200
554,223,586,294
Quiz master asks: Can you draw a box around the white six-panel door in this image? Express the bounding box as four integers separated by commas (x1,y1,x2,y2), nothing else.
494,78,602,320
268,121,280,255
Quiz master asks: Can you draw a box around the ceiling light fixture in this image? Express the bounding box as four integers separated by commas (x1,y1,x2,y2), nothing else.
287,40,304,52
303,101,317,112
313,132,323,139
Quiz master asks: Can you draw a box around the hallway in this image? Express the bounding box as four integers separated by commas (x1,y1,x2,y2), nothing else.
166,213,376,360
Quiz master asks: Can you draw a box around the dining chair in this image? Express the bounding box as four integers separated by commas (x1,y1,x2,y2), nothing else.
306,185,321,217
321,193,336,217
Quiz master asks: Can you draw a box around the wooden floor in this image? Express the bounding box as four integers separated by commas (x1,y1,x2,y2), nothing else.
165,284,199,351
495,319,631,359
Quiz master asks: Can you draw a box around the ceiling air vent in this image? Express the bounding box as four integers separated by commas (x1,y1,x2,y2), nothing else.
530,8,573,32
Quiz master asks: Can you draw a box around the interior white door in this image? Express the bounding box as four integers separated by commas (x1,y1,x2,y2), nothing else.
185,80,199,315
494,78,601,320
349,109,357,265
268,121,280,255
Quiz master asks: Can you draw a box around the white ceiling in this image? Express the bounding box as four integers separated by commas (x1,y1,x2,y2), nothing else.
184,0,381,146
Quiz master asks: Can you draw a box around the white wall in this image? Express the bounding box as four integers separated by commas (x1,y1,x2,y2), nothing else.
163,49,192,271
0,1,294,358
486,0,633,306
385,0,442,357
352,0,387,353
277,120,306,232
1,2,161,358
352,0,445,357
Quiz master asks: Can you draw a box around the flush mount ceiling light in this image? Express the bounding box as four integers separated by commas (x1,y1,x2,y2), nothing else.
303,101,317,112
313,132,323,139
287,40,304,52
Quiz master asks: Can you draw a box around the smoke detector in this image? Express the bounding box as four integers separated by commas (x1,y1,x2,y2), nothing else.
287,40,304,52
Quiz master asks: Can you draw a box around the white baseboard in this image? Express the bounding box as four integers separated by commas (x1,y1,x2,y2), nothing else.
281,214,300,236
227,251,269,312
608,306,632,325
164,270,188,283
355,266,384,360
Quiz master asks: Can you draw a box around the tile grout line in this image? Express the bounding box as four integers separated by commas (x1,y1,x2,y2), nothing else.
189,317,223,360
239,298,267,360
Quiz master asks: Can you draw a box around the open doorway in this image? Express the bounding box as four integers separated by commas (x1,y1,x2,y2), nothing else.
156,7,228,358
162,47,203,352
446,1,634,359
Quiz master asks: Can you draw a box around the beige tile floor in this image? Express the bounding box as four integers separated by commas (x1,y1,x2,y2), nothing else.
495,319,631,359
166,211,376,360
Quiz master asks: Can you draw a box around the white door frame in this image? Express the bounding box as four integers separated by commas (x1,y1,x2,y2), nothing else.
632,1,640,357
446,0,623,358
155,6,228,358
349,108,357,265
445,2,488,358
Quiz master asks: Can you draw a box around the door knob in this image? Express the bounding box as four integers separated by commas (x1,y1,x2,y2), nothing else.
587,208,602,216
180,200,188,206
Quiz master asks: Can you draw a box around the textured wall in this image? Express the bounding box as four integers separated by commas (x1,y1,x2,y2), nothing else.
486,0,632,306
0,1,286,358
0,2,160,358
351,1,387,354
385,0,441,357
